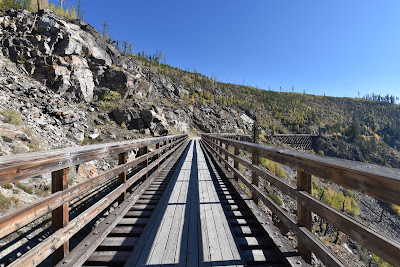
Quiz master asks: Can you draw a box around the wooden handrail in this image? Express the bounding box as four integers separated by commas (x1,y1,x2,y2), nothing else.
0,137,185,240
202,134,400,206
0,134,188,266
0,134,186,185
201,134,400,267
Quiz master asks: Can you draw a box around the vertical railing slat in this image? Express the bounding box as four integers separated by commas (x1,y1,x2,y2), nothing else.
52,167,70,265
118,152,128,203
251,153,259,203
234,145,239,181
297,170,312,263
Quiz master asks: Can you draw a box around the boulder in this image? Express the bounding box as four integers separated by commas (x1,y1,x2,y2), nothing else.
67,126,84,143
103,68,133,94
111,108,145,130
150,122,168,136
140,109,152,127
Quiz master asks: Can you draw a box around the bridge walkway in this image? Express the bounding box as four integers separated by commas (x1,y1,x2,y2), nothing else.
81,139,288,267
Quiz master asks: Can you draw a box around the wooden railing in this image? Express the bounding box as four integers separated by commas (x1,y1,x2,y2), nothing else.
201,134,400,267
0,134,188,266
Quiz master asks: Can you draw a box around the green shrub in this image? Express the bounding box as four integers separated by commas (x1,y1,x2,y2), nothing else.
99,91,122,110
0,192,12,211
2,184,13,190
267,193,282,206
13,189,20,195
14,182,33,194
1,109,22,126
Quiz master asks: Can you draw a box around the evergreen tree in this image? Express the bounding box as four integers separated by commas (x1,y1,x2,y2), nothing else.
56,5,64,16
48,2,55,12
70,6,77,19
348,112,361,142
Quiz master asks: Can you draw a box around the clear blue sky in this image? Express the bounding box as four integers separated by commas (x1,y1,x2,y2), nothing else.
52,0,400,98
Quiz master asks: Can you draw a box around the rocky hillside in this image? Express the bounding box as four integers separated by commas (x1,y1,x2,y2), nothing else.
0,8,254,148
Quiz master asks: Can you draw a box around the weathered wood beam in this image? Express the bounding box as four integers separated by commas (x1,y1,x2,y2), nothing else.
51,168,70,265
118,152,128,203
297,171,312,264
251,152,259,203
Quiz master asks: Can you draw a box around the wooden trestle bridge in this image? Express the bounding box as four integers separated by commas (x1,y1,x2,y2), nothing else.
0,134,399,266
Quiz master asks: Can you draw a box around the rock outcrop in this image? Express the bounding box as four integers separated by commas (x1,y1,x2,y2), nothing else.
0,9,253,140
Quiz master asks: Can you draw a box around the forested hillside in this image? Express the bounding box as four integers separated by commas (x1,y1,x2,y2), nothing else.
133,55,400,168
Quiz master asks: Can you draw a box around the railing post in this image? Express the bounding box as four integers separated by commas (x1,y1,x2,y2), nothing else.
118,152,128,203
138,146,149,179
225,143,229,169
218,140,223,162
251,152,259,203
156,142,160,167
234,146,239,181
297,170,312,264
52,167,69,265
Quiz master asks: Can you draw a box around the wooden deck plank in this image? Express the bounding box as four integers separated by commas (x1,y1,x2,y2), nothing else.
197,144,243,267
124,141,194,267
182,144,200,267
160,169,190,264
138,169,186,266
200,164,229,265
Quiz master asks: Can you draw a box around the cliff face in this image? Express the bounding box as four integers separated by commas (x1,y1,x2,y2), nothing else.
0,9,254,150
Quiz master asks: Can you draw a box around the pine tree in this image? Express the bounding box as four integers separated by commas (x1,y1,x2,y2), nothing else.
40,0,48,9
64,8,69,19
28,0,37,12
70,6,77,19
56,5,64,17
48,2,55,12
349,112,361,142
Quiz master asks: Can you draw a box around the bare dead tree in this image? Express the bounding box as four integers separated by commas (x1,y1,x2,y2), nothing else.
78,0,82,19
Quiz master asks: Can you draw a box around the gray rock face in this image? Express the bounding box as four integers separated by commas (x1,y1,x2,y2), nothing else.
0,10,126,102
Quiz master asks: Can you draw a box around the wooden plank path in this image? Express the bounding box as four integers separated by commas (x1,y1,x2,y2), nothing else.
125,139,244,266
57,138,300,267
